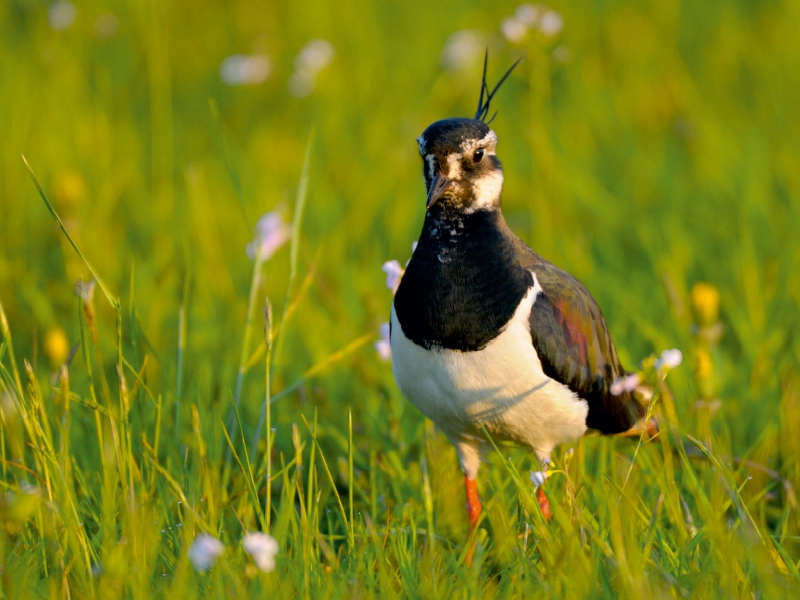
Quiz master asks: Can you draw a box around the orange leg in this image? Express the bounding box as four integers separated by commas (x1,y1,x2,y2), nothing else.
465,476,482,564
536,486,551,521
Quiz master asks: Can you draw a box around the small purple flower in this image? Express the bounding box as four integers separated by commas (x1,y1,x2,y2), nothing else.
655,348,683,370
188,534,224,572
375,323,391,362
246,210,290,260
382,260,404,294
530,470,547,487
610,373,641,396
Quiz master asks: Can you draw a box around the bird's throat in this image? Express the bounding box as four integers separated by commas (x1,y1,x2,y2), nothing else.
394,209,532,352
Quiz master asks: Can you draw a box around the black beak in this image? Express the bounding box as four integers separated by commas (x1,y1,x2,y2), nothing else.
426,173,454,208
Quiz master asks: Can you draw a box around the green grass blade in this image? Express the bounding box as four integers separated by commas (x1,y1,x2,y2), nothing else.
21,155,119,309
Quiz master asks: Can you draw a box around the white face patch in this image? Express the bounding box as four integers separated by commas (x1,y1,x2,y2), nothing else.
446,153,463,180
425,154,436,182
417,134,427,155
466,169,504,212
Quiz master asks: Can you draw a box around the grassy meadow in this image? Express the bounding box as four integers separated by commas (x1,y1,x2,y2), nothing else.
2,0,800,597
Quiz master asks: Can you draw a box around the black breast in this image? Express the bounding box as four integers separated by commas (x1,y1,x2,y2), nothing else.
394,208,532,351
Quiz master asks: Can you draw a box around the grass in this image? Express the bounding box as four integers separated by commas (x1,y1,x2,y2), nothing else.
2,0,800,597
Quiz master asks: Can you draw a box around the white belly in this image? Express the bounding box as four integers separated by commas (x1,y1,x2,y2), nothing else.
390,285,588,476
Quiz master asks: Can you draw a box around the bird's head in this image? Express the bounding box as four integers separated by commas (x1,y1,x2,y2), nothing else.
416,54,519,214
417,118,503,213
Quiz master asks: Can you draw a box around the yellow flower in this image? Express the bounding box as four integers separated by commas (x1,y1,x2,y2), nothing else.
695,348,712,380
44,327,70,368
52,170,86,211
691,282,720,327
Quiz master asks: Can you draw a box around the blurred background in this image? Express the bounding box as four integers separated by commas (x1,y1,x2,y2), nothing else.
3,0,800,594
2,0,800,564
3,0,799,451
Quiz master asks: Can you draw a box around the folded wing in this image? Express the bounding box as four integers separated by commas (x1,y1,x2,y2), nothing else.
514,241,643,433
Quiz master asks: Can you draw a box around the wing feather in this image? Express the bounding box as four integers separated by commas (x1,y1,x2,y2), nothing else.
513,239,643,433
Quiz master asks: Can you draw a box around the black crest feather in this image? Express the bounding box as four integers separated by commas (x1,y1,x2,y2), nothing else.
474,51,521,124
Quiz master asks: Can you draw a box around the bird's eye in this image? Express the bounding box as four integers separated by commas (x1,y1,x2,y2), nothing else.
473,148,484,163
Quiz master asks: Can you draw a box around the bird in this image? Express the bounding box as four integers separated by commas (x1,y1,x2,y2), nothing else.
389,56,654,557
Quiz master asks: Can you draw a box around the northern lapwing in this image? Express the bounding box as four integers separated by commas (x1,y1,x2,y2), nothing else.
390,57,653,555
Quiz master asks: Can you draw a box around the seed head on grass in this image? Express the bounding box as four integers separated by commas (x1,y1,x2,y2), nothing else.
74,279,97,344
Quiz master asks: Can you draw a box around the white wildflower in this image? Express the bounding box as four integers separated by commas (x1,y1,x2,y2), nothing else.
655,348,683,370
93,14,119,40
382,260,404,294
220,54,271,86
289,39,335,98
538,10,564,36
242,532,279,573
515,4,543,27
48,1,76,31
246,210,290,260
375,323,391,362
610,373,641,396
441,30,485,71
502,17,528,44
295,39,335,73
187,533,224,572
530,470,547,487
